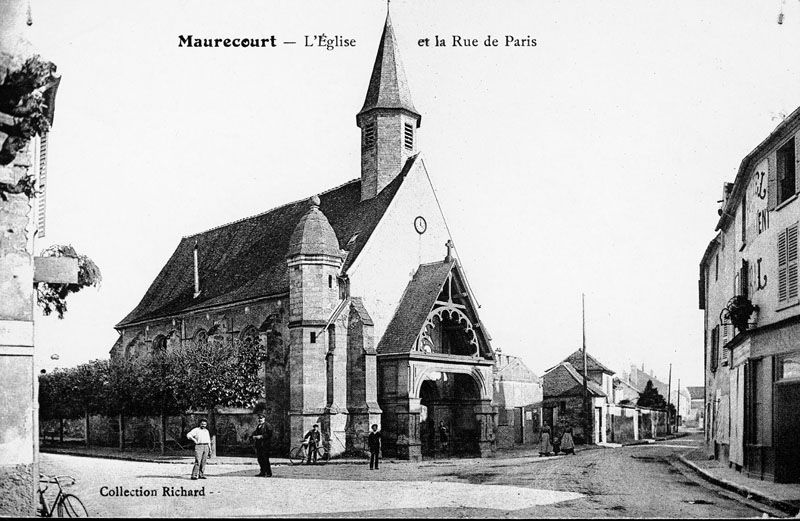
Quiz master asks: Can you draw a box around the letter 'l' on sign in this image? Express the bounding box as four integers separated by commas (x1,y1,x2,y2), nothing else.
34,256,78,284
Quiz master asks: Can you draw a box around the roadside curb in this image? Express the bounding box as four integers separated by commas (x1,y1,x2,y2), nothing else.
676,455,799,517
41,448,369,467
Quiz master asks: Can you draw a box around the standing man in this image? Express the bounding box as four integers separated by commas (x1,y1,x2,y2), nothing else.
304,424,321,465
186,418,211,480
438,421,449,454
252,414,272,477
368,424,381,470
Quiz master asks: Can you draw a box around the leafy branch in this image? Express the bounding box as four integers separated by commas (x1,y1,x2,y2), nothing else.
0,174,38,201
0,55,57,165
35,244,102,319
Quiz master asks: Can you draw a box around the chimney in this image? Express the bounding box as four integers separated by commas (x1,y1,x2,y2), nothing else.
193,240,201,298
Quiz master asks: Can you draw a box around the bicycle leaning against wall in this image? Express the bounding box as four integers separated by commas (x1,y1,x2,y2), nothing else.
37,474,89,517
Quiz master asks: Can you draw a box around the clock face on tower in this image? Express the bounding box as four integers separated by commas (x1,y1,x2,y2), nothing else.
414,216,427,235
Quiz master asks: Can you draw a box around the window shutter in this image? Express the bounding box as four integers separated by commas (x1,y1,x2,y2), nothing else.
779,228,789,302
36,132,48,237
710,326,719,372
788,223,799,300
768,154,778,210
740,259,749,298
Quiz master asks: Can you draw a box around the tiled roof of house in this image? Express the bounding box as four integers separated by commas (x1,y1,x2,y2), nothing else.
544,362,606,398
546,349,616,375
377,259,454,354
687,386,705,400
117,156,418,328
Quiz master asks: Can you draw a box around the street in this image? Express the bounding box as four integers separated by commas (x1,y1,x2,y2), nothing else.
39,433,763,518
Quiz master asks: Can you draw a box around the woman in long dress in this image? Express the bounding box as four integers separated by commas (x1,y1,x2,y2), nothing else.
538,425,553,456
560,426,575,455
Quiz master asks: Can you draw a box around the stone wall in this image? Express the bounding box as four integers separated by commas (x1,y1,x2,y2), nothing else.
55,410,278,455
0,44,38,516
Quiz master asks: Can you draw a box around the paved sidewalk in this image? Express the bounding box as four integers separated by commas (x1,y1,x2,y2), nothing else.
678,450,800,517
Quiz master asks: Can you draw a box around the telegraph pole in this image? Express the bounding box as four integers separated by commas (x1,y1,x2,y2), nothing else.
582,294,591,444
676,377,681,432
666,363,672,435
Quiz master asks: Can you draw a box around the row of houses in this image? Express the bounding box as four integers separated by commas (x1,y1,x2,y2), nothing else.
699,104,800,483
540,351,696,445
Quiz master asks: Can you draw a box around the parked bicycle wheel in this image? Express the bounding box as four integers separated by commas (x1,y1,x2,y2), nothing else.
57,493,89,517
316,446,329,465
288,446,305,465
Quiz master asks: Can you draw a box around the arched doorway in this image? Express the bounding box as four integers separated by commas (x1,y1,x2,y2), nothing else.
418,371,482,458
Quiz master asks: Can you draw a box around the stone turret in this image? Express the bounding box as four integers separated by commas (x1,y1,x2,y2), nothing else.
286,196,343,446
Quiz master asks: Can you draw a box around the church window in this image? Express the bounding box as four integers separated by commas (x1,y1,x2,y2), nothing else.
240,325,259,345
363,122,376,149
310,332,317,343
328,275,333,288
404,123,414,150
152,335,167,354
777,138,796,205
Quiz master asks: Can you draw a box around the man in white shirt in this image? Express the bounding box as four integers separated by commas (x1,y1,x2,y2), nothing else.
186,418,211,479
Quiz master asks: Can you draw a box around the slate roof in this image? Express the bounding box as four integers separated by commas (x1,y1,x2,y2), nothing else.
377,259,455,354
687,386,705,400
556,349,616,375
287,197,341,257
117,156,418,328
358,13,420,124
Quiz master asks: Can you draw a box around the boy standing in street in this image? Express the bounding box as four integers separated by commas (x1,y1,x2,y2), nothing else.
368,424,381,470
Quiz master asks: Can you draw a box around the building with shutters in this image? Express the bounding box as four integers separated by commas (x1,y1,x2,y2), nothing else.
112,13,500,461
699,105,800,482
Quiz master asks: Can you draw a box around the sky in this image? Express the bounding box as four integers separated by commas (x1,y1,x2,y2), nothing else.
13,0,800,388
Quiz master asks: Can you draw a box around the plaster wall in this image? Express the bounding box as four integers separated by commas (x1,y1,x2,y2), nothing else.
348,156,452,346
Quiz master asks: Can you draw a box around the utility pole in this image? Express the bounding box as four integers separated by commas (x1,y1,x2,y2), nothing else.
582,294,591,444
666,363,672,435
676,378,681,432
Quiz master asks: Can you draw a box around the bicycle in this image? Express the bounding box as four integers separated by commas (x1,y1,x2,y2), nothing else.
288,441,329,465
38,474,89,518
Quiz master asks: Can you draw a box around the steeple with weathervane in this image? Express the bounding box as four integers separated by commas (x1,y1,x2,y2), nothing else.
357,8,421,201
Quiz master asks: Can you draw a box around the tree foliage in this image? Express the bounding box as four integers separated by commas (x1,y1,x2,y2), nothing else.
0,55,57,165
170,338,268,412
35,244,102,319
637,380,667,409
38,338,267,421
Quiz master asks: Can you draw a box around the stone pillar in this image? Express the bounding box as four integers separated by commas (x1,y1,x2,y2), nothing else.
344,299,381,455
474,400,496,458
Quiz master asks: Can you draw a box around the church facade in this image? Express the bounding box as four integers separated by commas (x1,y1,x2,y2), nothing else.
114,14,497,460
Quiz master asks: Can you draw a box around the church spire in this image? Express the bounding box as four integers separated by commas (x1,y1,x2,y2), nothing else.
357,13,420,123
357,12,421,201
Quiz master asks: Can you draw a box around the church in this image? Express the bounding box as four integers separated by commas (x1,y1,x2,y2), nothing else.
114,13,498,460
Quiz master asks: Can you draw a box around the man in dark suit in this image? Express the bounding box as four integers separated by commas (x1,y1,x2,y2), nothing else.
304,424,321,464
368,424,381,470
252,414,272,477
